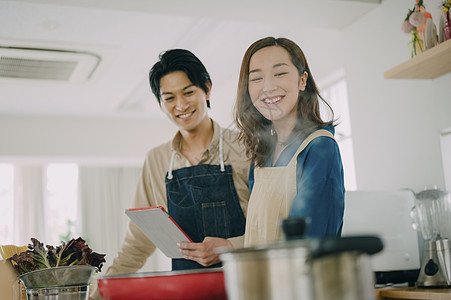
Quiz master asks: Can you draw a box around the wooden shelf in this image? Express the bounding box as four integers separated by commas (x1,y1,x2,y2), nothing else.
384,38,451,79
376,287,451,300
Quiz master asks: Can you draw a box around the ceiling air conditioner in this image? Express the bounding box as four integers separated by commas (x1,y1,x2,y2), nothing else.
0,46,100,83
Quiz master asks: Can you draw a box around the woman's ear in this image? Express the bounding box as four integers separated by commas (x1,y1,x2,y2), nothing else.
298,71,308,91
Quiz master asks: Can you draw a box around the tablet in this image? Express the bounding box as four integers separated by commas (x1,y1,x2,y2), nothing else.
125,206,192,259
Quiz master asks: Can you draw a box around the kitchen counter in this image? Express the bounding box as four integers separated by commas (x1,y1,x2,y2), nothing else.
376,287,451,300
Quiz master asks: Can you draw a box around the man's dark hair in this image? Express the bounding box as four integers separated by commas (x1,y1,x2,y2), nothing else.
149,49,212,108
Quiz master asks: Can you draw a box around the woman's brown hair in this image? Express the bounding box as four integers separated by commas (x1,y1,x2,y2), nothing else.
234,37,335,167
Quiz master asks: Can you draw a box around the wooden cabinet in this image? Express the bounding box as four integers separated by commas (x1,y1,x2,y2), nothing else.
376,287,451,300
384,39,451,79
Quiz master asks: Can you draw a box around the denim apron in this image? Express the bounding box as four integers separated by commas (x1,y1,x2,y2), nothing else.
166,128,246,270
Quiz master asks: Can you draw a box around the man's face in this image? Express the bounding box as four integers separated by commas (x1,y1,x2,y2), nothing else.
159,71,210,132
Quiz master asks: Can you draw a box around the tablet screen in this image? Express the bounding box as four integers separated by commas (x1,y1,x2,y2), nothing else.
125,206,192,258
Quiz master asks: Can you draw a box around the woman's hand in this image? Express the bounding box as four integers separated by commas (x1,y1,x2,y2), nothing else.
178,237,233,266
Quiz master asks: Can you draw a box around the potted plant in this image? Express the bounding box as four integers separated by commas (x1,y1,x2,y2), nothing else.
7,237,105,300
401,0,432,57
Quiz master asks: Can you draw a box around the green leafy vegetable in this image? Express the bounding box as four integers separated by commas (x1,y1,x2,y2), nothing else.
8,237,106,276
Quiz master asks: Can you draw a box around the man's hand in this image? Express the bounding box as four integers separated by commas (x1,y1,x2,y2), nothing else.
178,237,233,266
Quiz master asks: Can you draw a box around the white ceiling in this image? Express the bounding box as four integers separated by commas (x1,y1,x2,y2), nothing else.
0,0,381,122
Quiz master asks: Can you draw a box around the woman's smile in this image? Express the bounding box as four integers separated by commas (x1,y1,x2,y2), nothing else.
261,95,284,105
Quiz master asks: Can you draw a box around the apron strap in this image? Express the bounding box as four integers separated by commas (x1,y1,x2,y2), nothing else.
219,127,225,172
167,150,176,179
167,127,226,179
288,129,335,167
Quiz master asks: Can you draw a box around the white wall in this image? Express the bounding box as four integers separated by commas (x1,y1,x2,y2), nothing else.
441,127,451,191
341,0,451,191
0,115,177,165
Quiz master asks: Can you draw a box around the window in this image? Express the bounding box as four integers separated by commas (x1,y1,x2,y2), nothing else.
0,163,14,244
45,164,79,245
0,162,170,271
321,77,357,190
0,163,79,246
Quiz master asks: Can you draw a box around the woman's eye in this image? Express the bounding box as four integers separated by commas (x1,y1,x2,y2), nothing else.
275,72,287,77
185,90,194,96
249,77,262,82
163,97,174,102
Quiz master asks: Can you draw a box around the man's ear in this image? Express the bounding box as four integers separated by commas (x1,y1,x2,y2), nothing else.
298,71,308,91
205,81,212,99
205,81,212,108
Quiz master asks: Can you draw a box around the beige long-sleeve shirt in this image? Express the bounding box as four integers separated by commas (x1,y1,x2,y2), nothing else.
106,120,250,276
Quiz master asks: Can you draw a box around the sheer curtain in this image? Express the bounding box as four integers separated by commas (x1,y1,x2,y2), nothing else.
321,78,357,191
78,166,170,273
13,165,47,246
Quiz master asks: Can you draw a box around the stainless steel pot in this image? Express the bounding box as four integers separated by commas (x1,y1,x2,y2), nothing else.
220,219,383,300
220,239,314,300
309,237,382,300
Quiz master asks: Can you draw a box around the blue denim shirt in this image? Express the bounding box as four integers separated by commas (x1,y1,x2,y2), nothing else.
248,125,345,238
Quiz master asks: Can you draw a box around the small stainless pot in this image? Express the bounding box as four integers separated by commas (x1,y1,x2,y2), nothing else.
220,239,314,300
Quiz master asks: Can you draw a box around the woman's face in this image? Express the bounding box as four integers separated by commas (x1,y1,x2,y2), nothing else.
248,46,307,124
159,70,210,132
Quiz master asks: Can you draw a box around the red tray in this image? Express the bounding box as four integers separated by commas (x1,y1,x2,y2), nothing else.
97,268,227,300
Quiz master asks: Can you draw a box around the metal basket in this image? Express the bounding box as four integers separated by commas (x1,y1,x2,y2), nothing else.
19,266,97,300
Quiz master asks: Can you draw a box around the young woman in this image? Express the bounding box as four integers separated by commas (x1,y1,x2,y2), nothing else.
234,37,345,247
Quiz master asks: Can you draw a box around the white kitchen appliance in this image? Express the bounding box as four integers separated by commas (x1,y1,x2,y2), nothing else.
342,190,421,285
411,187,451,287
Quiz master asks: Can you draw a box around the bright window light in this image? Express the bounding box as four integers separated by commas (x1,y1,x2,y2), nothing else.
321,79,357,190
46,163,79,245
0,163,14,245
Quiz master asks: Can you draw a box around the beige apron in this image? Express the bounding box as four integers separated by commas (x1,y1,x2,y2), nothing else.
244,129,335,247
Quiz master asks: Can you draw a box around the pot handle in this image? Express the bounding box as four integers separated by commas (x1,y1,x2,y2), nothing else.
309,235,383,259
281,217,310,240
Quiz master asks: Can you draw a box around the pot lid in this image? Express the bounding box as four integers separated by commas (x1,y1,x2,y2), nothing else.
309,235,383,259
220,236,384,261
220,239,311,261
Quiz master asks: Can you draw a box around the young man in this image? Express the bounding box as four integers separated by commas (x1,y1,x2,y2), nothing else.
107,49,250,273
